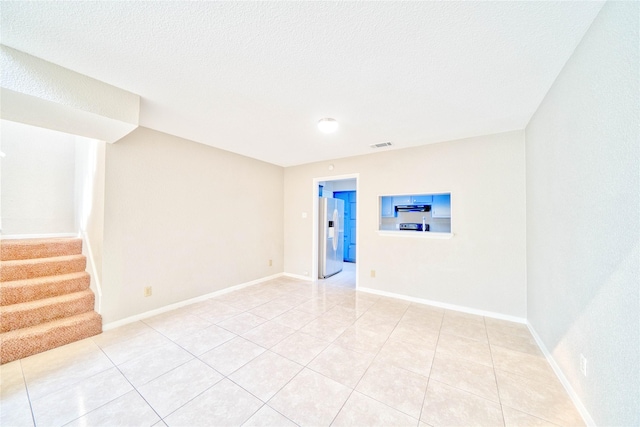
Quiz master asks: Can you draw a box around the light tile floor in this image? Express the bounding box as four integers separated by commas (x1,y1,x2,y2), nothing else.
1,263,584,426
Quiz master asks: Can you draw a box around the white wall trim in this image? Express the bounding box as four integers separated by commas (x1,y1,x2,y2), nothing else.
376,230,454,239
0,232,78,240
102,273,284,331
358,286,527,324
527,323,595,427
282,272,313,282
80,230,102,314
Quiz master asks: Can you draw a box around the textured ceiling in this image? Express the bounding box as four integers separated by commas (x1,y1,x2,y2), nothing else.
1,1,604,166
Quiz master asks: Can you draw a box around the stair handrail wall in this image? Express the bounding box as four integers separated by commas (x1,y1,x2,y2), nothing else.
80,230,102,314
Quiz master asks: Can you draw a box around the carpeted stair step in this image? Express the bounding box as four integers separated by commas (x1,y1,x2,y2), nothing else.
0,289,95,333
1,237,82,261
0,254,86,282
0,237,102,365
0,272,90,306
0,311,102,364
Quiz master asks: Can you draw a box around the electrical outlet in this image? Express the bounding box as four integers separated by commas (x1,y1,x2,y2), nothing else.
144,286,152,297
580,354,587,377
370,269,376,278
269,259,273,267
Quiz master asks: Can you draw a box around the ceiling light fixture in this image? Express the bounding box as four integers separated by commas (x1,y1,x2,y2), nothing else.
317,118,338,134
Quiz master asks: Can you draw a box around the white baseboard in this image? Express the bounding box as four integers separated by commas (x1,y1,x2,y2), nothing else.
0,232,78,240
282,272,314,282
527,323,595,427
357,286,527,324
102,273,284,331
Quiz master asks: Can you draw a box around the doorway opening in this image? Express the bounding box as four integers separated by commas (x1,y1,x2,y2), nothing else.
312,174,359,288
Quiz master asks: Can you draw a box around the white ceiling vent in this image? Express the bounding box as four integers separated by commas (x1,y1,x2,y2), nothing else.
370,142,393,149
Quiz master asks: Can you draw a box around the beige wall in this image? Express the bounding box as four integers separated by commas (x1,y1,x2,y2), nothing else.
101,127,284,323
0,120,76,235
526,1,639,425
284,130,527,318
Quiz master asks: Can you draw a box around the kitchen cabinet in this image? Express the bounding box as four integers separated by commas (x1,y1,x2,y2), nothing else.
382,194,434,218
393,195,432,205
432,194,451,218
392,196,412,206
381,196,394,217
411,195,433,204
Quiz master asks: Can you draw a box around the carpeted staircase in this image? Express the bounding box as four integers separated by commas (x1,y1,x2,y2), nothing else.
0,237,102,364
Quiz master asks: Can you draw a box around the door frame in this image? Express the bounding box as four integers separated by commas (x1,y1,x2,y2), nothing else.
311,173,360,286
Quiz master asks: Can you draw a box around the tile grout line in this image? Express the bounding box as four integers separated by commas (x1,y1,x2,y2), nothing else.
13,276,349,426
327,301,418,426
100,322,240,423
223,356,301,426
250,284,359,424
427,316,561,424
266,299,364,426
135,280,307,419
484,316,507,427
20,341,133,426
91,340,167,425
418,312,444,425
19,359,38,427
324,304,379,426
183,282,356,424
11,271,577,427
244,289,375,426
486,322,568,426
195,285,346,425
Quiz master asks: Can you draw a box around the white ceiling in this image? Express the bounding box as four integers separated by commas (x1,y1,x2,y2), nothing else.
1,1,604,167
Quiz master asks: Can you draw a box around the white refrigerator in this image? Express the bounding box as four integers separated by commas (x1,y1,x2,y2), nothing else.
318,197,345,279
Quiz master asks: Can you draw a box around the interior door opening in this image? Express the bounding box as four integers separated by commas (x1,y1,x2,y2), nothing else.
313,175,358,287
